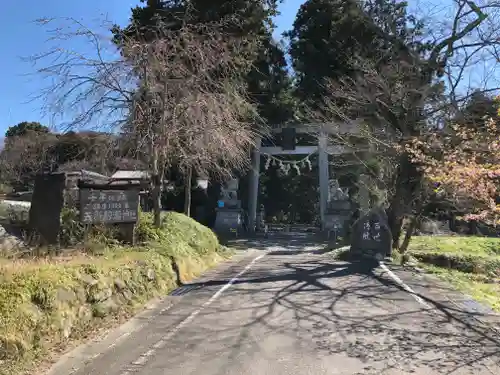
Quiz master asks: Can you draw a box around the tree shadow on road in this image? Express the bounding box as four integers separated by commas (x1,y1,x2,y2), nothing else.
168,250,500,374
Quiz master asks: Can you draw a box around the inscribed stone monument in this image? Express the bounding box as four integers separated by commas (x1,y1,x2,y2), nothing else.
350,207,392,260
29,172,66,245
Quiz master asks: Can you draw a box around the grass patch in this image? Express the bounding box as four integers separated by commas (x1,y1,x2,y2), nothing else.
422,265,500,312
0,211,232,375
407,236,500,276
406,235,500,312
409,236,500,256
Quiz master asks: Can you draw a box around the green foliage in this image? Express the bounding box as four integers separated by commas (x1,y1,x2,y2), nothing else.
247,38,296,124
58,208,123,252
259,155,320,224
0,202,30,224
423,265,500,312
453,91,500,130
0,129,129,190
5,122,49,139
52,131,112,166
412,251,500,275
114,0,280,47
59,208,85,246
409,235,500,256
287,0,428,107
287,0,381,102
408,235,500,276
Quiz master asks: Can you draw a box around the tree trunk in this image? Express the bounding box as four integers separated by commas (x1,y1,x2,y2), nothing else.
387,176,406,250
387,153,421,250
184,167,192,217
152,177,162,227
399,215,420,254
151,146,162,228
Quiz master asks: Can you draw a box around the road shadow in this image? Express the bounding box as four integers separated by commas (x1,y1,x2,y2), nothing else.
167,249,500,374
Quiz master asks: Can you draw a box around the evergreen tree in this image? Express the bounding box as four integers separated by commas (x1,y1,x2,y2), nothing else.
5,121,49,138
454,91,500,130
287,0,427,105
287,0,377,102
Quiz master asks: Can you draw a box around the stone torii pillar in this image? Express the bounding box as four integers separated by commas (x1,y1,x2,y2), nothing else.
247,138,261,233
248,132,330,232
318,132,329,230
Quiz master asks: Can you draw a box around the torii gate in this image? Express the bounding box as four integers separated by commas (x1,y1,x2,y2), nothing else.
247,122,361,233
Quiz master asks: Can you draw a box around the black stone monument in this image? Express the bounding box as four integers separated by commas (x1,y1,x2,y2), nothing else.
350,207,392,260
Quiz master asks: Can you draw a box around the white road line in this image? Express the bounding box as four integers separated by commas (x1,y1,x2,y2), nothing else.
379,262,432,309
121,254,265,374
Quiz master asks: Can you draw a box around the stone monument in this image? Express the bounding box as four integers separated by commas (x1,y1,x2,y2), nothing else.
213,178,244,237
323,178,352,239
350,207,392,260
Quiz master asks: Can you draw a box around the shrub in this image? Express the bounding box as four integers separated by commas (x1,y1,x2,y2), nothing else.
136,211,219,256
59,208,85,246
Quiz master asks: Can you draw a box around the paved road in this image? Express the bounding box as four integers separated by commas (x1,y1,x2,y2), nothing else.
49,238,500,375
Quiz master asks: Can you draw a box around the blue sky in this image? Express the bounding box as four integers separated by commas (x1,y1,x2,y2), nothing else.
0,0,304,135
5,0,490,137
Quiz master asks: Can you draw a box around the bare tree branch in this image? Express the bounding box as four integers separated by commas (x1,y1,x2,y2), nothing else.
25,17,136,132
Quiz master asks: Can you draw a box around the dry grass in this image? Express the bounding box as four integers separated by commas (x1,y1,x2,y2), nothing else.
0,212,232,375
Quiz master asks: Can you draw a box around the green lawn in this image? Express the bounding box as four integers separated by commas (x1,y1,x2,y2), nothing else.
407,235,500,312
409,236,500,256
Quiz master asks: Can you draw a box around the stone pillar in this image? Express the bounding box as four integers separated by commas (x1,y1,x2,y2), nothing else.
248,139,261,233
318,132,329,230
214,178,243,237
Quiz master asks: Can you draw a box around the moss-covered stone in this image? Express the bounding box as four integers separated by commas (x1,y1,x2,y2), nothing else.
92,299,120,318
87,281,113,303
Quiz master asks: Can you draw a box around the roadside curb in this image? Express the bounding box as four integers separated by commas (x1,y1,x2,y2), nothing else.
396,262,500,334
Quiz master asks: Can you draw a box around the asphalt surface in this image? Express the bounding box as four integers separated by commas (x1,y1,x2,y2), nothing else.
48,237,500,375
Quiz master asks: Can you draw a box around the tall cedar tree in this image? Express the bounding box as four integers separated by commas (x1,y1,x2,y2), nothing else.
287,0,426,107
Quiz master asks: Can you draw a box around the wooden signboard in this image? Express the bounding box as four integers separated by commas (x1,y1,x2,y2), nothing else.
79,189,139,224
